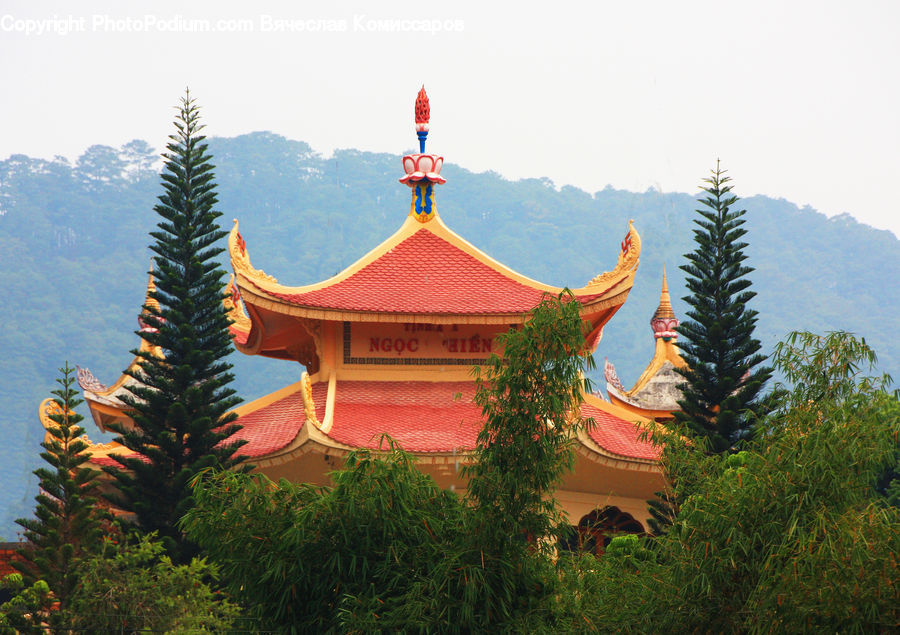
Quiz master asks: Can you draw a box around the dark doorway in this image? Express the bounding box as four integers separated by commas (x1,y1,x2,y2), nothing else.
559,506,644,556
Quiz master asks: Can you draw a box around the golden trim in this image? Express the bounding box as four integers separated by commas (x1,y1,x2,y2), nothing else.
300,371,320,429
607,392,678,421
230,379,305,418
320,371,337,433
232,301,266,355
239,379,662,474
228,219,278,285
576,392,661,468
587,220,641,287
626,338,687,397
224,274,252,333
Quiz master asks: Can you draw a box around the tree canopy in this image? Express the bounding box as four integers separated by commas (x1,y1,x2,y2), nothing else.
12,364,105,611
104,91,245,561
585,331,900,633
675,162,771,452
181,291,597,633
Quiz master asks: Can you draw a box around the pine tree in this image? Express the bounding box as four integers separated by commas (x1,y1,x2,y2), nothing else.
675,162,772,453
105,90,245,561
13,363,105,610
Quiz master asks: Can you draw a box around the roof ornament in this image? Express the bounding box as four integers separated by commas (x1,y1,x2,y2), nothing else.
400,86,445,223
587,220,641,287
228,219,278,285
76,366,108,393
650,269,679,340
223,273,252,334
415,85,430,153
604,358,626,394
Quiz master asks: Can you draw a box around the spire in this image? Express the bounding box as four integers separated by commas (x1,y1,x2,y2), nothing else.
650,269,678,340
654,268,675,320
400,86,446,223
144,263,160,312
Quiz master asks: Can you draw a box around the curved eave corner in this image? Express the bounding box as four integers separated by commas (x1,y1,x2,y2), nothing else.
78,339,160,434
227,217,283,295
224,273,252,349
573,220,641,297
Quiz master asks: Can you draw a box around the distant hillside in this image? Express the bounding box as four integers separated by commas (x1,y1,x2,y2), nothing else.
2,132,898,538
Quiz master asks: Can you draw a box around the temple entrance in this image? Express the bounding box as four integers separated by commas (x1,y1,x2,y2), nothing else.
559,506,644,556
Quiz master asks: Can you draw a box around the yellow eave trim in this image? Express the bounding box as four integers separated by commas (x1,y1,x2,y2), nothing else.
627,338,687,397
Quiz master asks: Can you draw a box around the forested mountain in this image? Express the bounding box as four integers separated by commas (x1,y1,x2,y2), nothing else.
2,132,898,538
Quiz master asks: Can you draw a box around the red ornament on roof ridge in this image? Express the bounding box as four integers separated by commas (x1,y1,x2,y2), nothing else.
401,86,445,221
415,86,430,126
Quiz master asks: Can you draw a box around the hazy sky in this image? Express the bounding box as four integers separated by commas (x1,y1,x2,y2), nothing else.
2,0,898,238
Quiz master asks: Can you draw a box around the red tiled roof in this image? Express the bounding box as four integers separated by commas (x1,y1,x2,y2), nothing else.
327,381,657,459
261,230,603,314
90,452,147,468
0,544,24,578
326,380,483,452
93,381,657,464
582,401,661,460
88,383,324,467
231,382,327,457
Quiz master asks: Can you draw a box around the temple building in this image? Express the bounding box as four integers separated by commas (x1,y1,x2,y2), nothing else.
604,271,687,421
62,89,668,546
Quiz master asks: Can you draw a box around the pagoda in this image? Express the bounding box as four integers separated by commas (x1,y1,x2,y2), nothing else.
68,88,665,539
604,271,687,421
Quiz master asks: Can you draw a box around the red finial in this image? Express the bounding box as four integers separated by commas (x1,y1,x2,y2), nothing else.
415,86,430,124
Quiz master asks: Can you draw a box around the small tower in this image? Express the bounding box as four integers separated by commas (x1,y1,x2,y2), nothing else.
605,270,687,420
650,270,678,341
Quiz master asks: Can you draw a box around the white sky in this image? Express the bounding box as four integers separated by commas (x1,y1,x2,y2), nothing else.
2,0,898,238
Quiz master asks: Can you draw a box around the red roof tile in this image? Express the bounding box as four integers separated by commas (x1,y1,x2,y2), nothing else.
0,544,24,578
263,230,601,314
231,382,327,457
87,383,321,468
317,380,655,461
582,401,660,460
327,380,483,452
94,381,656,464
90,451,147,468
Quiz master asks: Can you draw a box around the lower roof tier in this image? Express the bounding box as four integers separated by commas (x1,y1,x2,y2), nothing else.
230,376,660,462
66,377,660,470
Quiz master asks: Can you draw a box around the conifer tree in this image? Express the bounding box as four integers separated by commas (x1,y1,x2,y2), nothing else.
675,162,771,453
105,90,245,561
13,363,105,610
